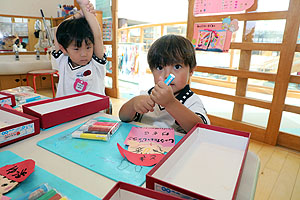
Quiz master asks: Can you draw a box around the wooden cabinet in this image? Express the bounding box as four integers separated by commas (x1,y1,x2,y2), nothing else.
0,74,46,90
0,75,23,90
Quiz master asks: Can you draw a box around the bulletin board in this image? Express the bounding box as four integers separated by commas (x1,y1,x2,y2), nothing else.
193,0,255,15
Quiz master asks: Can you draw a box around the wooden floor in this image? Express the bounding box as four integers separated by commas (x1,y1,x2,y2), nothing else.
38,89,300,200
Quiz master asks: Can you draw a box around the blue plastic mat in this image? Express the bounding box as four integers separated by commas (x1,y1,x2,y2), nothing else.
38,117,183,186
0,151,99,200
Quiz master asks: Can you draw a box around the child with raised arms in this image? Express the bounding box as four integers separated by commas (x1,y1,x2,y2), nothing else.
52,0,107,97
119,34,210,133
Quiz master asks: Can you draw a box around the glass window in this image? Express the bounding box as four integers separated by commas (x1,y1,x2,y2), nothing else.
129,28,140,43
0,17,12,23
0,22,13,36
105,61,112,73
249,51,280,72
245,81,274,101
297,26,300,44
119,30,127,43
291,52,300,75
198,95,234,120
191,81,236,96
243,106,270,128
290,53,300,104
256,0,289,12
104,45,112,57
14,18,23,23
14,23,28,36
280,111,300,137
143,26,161,51
163,24,187,36
242,20,286,43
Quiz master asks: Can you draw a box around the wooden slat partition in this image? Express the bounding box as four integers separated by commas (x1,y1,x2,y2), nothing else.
195,66,277,81
207,115,265,141
230,42,282,51
295,44,300,52
265,0,300,145
284,104,300,114
193,88,271,109
103,0,119,98
187,0,300,151
290,75,300,84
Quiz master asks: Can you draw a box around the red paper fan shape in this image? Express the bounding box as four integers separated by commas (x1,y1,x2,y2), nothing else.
117,143,164,166
0,159,35,182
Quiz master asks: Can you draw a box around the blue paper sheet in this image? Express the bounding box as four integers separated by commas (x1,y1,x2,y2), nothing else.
38,117,183,186
0,151,99,200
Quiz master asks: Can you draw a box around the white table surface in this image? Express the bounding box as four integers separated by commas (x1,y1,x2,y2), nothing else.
0,112,260,200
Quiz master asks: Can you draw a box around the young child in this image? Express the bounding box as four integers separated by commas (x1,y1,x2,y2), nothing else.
119,35,210,133
52,0,106,97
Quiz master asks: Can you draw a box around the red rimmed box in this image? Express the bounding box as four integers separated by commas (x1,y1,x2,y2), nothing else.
103,181,183,200
22,92,109,129
146,124,250,200
0,106,40,147
0,91,16,107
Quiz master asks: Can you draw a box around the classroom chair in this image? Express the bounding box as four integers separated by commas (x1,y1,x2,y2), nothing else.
26,69,59,98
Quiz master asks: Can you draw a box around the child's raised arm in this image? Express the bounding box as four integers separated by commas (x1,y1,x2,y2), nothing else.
77,0,104,59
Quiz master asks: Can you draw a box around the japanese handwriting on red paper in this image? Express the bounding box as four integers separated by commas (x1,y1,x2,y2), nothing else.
117,143,164,166
7,166,28,179
0,159,35,183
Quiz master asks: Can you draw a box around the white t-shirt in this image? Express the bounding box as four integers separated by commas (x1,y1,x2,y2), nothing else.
52,50,107,97
134,85,210,133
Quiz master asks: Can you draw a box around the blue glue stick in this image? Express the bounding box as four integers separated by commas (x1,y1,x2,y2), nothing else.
164,74,175,86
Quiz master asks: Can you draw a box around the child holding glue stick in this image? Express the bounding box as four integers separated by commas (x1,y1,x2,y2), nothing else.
119,35,210,133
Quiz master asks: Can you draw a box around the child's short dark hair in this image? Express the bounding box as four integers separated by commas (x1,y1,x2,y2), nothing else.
56,17,94,49
21,42,26,48
147,34,196,71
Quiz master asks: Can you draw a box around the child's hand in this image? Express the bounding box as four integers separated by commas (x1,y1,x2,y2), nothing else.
150,78,176,108
132,95,155,114
76,0,89,6
86,2,96,15
77,1,96,16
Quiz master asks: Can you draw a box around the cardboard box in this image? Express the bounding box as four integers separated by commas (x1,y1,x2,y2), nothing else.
146,124,250,200
0,106,40,147
23,92,109,129
0,91,16,107
103,182,182,200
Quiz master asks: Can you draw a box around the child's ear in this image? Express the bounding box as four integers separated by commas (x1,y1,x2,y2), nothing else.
189,68,195,77
59,44,68,55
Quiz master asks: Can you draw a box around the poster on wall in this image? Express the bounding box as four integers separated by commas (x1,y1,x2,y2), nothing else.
193,0,255,16
191,17,239,52
103,18,112,41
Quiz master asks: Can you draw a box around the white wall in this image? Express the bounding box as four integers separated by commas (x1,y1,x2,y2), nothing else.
0,0,74,18
118,0,188,23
